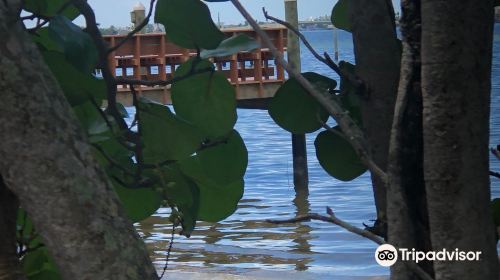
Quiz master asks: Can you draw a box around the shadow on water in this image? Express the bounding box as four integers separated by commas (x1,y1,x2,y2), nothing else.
137,193,315,273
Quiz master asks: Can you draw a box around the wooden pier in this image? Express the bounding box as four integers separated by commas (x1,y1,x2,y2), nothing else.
103,26,288,109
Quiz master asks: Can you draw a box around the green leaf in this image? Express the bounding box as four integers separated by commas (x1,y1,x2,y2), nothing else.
268,72,334,134
200,34,260,59
31,28,63,52
152,166,200,235
178,156,244,223
116,103,129,118
172,58,237,138
113,182,162,222
22,247,61,280
338,61,363,125
23,0,81,19
155,0,224,49
197,130,248,186
139,99,204,162
331,0,351,32
314,128,367,181
41,51,106,106
73,101,108,136
48,16,98,73
197,179,243,222
22,248,48,276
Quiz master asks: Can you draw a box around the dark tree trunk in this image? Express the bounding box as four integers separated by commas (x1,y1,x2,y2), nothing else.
349,0,401,231
0,1,158,279
0,177,26,280
386,0,433,278
421,0,499,279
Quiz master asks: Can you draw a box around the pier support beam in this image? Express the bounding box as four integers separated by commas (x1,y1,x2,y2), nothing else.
285,0,309,194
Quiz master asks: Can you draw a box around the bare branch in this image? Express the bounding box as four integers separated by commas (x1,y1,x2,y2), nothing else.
267,209,384,244
490,171,500,179
262,8,340,74
107,0,157,54
262,8,363,89
267,207,434,280
231,0,387,184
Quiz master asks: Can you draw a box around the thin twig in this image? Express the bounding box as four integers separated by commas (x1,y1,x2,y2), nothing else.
267,208,384,244
159,224,176,279
490,171,500,179
267,207,433,280
262,8,341,74
263,8,363,89
107,0,157,54
317,114,349,142
231,0,387,184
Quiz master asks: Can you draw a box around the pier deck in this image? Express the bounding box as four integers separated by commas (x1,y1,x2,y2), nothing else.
103,26,288,109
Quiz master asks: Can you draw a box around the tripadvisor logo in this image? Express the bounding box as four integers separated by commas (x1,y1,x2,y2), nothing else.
375,244,482,267
375,244,398,267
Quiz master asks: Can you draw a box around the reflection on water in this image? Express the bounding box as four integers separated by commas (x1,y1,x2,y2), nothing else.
135,27,500,279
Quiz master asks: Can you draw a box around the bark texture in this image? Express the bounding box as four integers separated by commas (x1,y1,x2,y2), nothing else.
0,177,26,280
0,1,158,279
421,0,499,279
386,0,432,278
349,0,401,229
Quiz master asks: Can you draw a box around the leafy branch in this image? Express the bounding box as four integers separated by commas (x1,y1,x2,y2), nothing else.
230,0,387,184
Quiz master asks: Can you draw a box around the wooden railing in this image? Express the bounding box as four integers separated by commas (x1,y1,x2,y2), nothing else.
102,26,287,97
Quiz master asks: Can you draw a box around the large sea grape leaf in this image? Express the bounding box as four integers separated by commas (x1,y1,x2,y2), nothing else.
331,0,351,32
152,166,200,236
23,0,81,19
72,101,108,136
197,130,248,186
314,128,367,181
139,99,204,162
201,34,260,59
269,72,334,134
338,61,363,125
41,51,106,106
113,182,163,223
48,16,98,73
155,0,224,49
171,58,237,138
178,154,244,222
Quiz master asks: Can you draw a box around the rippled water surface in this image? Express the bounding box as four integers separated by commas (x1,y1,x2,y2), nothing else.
135,26,500,279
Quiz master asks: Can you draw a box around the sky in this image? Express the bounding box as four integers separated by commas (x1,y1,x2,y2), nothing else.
83,0,400,28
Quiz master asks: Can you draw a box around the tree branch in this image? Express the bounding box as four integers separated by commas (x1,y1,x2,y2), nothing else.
107,0,156,54
267,207,433,280
490,171,500,179
231,0,387,184
71,0,128,131
262,8,363,89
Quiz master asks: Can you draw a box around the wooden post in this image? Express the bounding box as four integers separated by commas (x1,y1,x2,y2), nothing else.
159,34,167,80
276,29,285,81
285,0,309,194
333,25,339,61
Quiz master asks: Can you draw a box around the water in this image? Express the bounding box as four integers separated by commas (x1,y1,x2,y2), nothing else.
134,26,500,279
